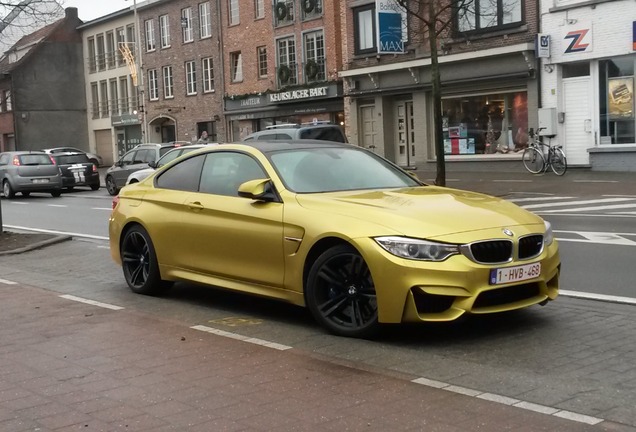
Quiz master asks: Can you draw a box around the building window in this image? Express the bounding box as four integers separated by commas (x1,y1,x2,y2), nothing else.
163,66,174,99
202,57,214,93
109,79,119,115
181,8,193,43
116,27,125,66
274,0,294,27
301,0,322,20
160,15,171,48
457,0,523,33
197,121,217,142
96,34,106,71
126,24,136,45
145,19,156,52
199,2,212,38
119,77,129,113
599,57,635,145
4,90,12,112
277,37,297,86
257,46,267,78
99,80,108,117
255,0,264,19
230,51,243,82
106,31,116,68
303,30,325,83
441,91,528,155
186,60,197,94
148,69,159,100
229,0,239,25
87,37,96,73
91,83,99,119
353,5,375,55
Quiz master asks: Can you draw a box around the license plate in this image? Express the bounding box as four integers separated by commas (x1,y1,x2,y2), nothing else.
32,178,49,184
489,262,541,285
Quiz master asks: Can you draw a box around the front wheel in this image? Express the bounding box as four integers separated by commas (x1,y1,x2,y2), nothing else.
550,148,567,176
522,147,545,174
306,245,379,338
105,175,119,196
120,225,171,295
51,190,62,197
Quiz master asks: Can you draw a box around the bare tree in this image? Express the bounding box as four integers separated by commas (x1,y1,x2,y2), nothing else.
0,0,64,53
393,0,476,186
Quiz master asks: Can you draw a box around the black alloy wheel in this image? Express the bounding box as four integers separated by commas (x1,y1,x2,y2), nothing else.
306,245,379,338
121,225,170,295
105,175,119,196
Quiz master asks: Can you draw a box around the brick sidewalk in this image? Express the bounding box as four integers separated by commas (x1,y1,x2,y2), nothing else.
1,282,627,432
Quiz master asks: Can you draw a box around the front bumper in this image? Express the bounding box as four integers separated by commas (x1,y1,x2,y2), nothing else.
357,237,560,324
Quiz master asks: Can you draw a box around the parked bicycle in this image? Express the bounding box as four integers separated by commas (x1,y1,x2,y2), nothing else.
522,127,567,175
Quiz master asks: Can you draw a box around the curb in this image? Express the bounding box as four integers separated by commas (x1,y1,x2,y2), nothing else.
0,235,72,256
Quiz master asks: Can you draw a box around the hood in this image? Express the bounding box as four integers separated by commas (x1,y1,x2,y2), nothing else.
295,186,543,239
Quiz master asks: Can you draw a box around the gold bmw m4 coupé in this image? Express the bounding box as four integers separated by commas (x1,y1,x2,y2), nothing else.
109,141,560,338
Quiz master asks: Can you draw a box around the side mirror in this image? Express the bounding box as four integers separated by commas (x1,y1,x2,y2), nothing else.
148,161,158,169
237,179,278,202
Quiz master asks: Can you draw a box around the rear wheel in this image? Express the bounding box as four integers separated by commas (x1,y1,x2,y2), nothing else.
51,190,62,197
90,183,100,191
550,148,567,176
105,175,119,196
2,180,15,199
522,147,545,174
121,225,171,295
306,245,379,338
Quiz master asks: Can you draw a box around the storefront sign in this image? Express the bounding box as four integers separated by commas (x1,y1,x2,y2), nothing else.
536,34,550,58
376,0,407,54
608,77,634,120
563,24,592,54
240,96,263,107
111,114,140,126
268,86,328,103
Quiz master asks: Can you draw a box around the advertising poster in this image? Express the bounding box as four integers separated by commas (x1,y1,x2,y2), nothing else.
376,0,407,54
608,77,634,120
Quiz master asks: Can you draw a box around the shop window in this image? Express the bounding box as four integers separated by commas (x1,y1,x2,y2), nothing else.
353,4,376,55
456,0,523,34
198,121,217,142
441,92,528,155
599,57,635,145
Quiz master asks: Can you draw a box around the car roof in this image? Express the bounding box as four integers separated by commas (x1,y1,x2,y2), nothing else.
3,151,47,155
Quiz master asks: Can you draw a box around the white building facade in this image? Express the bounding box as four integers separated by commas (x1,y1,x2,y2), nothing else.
540,0,636,170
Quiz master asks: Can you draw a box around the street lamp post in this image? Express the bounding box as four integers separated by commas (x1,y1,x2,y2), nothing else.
126,0,147,142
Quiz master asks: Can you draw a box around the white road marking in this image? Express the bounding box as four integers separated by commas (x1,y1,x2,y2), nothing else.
573,180,619,183
521,197,634,209
412,377,604,425
191,325,292,351
538,203,636,213
60,294,124,310
560,290,636,306
48,204,67,208
0,278,18,285
4,225,108,241
508,196,574,203
493,179,533,183
555,231,636,246
92,207,113,211
8,202,28,205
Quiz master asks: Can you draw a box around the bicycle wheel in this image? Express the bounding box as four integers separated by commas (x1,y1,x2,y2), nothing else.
522,147,545,174
550,147,567,176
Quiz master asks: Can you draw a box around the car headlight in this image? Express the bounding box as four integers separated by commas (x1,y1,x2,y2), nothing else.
544,220,554,246
374,236,459,261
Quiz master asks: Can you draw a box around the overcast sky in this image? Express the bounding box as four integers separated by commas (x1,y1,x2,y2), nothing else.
62,0,132,21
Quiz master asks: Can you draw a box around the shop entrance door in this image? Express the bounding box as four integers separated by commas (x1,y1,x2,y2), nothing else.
563,77,592,166
394,101,414,167
359,105,378,153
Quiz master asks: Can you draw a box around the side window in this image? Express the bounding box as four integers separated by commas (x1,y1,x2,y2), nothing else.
0,154,8,165
300,127,345,142
133,149,151,163
155,154,204,191
199,152,266,196
121,151,135,164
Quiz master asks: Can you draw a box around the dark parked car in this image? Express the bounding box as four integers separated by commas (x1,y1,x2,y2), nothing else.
43,147,104,167
242,122,347,143
105,143,183,195
0,151,63,198
49,152,100,191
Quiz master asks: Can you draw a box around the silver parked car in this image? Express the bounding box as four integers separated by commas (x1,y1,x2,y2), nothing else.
0,151,63,198
125,143,217,185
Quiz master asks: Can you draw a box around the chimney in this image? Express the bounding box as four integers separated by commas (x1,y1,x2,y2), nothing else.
65,7,78,19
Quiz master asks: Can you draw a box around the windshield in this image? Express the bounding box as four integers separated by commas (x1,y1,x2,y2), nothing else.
268,146,421,193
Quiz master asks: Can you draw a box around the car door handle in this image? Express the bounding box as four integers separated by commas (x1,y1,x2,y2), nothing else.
187,201,204,211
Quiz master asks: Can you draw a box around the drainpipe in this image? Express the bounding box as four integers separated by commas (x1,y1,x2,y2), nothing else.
216,0,226,141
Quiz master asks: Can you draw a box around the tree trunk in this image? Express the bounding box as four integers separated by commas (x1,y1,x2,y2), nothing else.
428,3,446,186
